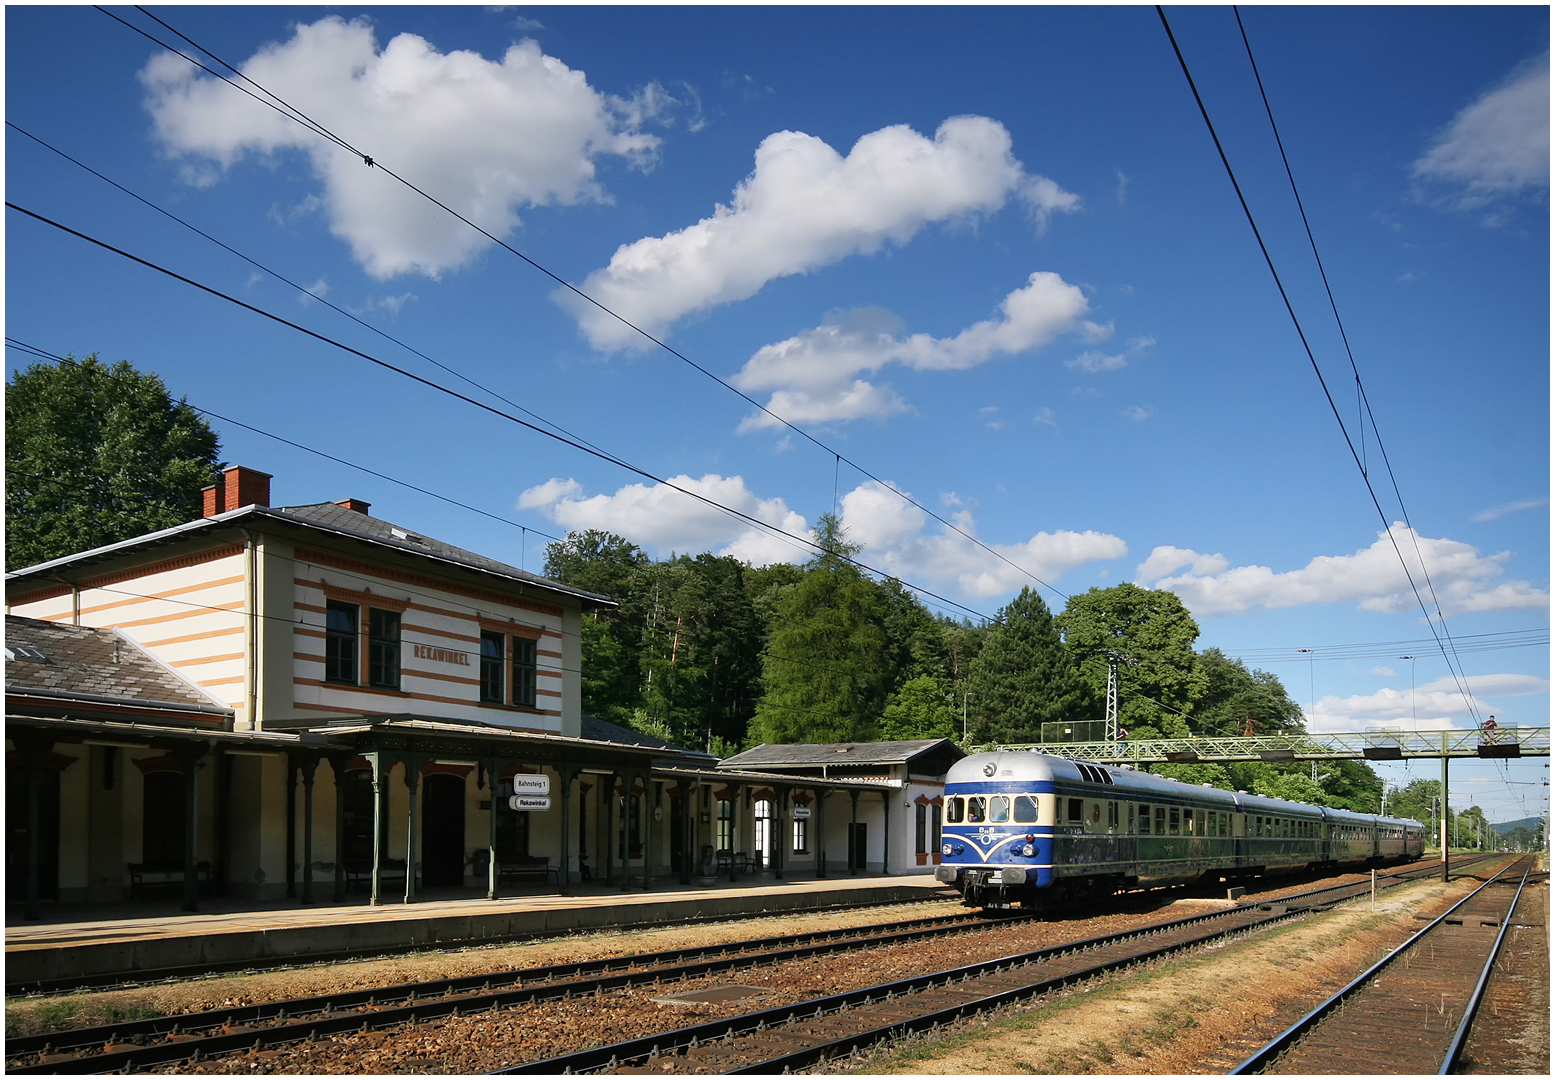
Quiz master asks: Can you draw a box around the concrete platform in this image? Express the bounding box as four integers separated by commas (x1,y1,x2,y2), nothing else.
5,873,955,988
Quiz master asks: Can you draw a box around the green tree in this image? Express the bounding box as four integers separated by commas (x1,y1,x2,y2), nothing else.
637,554,762,750
6,355,222,569
1056,583,1208,738
543,530,650,725
1194,648,1305,737
967,587,1096,743
879,674,959,741
749,516,895,744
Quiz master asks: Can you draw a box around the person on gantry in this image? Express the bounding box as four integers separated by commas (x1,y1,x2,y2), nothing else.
1480,714,1499,742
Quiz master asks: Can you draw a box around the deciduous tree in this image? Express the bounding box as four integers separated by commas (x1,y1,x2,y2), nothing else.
6,355,221,569
1056,583,1207,738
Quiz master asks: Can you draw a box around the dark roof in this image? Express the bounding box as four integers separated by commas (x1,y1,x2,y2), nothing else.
581,714,716,762
719,739,964,771
6,503,614,610
4,615,232,717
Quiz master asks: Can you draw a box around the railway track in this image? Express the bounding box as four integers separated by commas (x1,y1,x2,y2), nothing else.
503,858,1497,1075
1232,855,1537,1075
5,856,1495,1074
2,909,1018,1074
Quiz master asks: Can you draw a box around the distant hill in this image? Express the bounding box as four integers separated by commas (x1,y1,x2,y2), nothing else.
1491,816,1544,834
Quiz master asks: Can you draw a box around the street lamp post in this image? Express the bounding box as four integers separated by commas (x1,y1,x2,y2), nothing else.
962,693,973,742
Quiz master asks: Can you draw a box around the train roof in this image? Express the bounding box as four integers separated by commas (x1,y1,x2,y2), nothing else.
948,752,1241,807
947,752,1425,827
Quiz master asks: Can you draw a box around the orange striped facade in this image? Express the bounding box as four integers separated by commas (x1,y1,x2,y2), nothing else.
8,540,571,733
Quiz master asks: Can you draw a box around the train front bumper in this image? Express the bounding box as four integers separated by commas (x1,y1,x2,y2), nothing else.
936,866,1027,885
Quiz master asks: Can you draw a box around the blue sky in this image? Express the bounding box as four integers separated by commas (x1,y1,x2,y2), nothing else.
6,6,1548,823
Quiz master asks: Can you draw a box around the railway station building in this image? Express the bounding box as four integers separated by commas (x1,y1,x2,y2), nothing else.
6,466,942,916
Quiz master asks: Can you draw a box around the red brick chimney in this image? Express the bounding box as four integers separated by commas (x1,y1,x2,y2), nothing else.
203,466,271,517
337,498,371,515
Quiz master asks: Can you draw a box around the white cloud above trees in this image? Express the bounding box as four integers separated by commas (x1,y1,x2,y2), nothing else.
518,474,1126,597
1307,673,1549,734
562,116,1080,350
1413,52,1549,213
1135,525,1550,617
142,17,663,278
731,272,1094,430
518,474,809,567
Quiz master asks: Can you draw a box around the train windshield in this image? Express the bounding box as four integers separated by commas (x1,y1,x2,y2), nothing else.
966,796,986,822
989,796,1010,822
946,797,964,823
1014,795,1038,823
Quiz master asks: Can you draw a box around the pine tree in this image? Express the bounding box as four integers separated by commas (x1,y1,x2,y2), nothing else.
966,587,1096,743
749,515,894,744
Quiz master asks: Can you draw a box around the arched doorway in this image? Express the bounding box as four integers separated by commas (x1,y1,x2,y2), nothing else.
421,773,466,888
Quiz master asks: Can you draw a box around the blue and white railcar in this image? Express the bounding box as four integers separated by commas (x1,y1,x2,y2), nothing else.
936,751,1425,909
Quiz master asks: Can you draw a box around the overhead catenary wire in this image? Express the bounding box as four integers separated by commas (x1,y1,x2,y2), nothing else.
5,199,991,625
4,338,568,554
1154,5,1482,724
1230,4,1481,727
99,4,1072,605
4,120,622,464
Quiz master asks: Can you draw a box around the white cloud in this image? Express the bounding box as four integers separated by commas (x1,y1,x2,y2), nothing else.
1136,525,1551,617
519,474,1126,594
1134,546,1228,582
838,480,1126,598
1032,407,1055,426
1369,666,1396,678
563,116,1079,350
1413,53,1550,211
1308,673,1549,734
1473,496,1549,522
1066,334,1154,373
519,474,809,566
731,272,1090,429
143,17,660,279
1121,405,1154,421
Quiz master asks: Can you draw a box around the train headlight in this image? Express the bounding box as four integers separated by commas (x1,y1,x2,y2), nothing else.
941,843,953,856
1020,843,1035,857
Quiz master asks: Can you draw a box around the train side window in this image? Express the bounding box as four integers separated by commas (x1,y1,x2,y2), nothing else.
1183,807,1195,834
1107,801,1119,831
966,796,986,823
1138,804,1150,834
1220,813,1229,838
990,796,1010,823
1155,806,1167,834
946,797,964,824
1014,795,1038,823
1067,798,1083,824
1168,806,1180,835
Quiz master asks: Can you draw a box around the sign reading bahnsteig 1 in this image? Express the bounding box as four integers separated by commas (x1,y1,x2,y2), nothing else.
508,773,551,812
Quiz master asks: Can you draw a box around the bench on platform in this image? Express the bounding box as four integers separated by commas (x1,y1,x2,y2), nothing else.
127,861,211,899
343,858,407,893
497,855,559,886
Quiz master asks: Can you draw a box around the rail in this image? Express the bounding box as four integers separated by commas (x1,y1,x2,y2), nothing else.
1230,855,1531,1074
